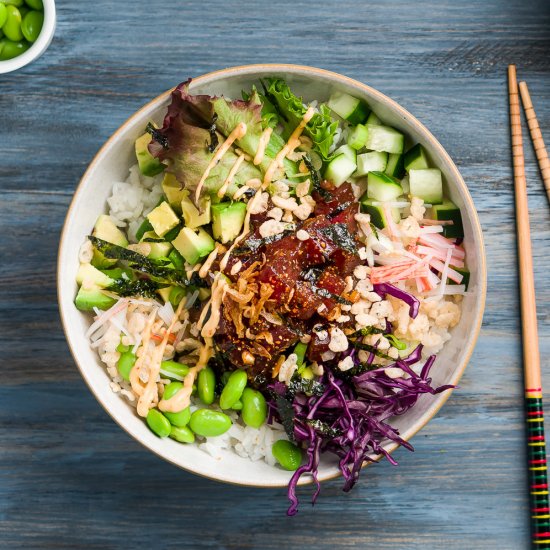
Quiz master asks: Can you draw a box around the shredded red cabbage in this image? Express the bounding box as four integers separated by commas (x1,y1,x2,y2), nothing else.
373,282,420,318
273,351,453,515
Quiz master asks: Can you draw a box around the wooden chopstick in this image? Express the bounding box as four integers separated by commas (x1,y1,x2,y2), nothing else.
519,81,550,203
508,64,549,548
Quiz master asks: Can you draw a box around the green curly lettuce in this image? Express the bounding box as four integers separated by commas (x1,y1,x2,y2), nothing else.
262,78,339,160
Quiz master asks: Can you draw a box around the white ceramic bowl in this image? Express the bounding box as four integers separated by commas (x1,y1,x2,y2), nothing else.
58,65,486,487
0,0,56,75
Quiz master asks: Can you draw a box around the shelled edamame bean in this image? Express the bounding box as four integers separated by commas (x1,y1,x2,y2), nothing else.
146,409,171,438
241,388,267,428
198,366,216,405
0,0,44,61
161,382,191,427
219,369,247,409
272,440,303,471
189,409,231,437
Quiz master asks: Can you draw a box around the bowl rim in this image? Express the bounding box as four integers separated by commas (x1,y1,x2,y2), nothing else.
57,63,487,488
0,0,56,75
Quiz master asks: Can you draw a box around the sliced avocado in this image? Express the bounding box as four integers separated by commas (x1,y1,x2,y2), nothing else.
157,286,172,303
211,202,247,243
140,231,173,260
91,215,128,268
172,227,215,265
198,287,211,301
181,193,211,229
75,286,116,311
76,263,114,289
162,173,186,210
135,131,165,177
147,202,179,238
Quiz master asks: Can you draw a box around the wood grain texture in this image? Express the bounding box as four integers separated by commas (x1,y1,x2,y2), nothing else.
1,0,550,548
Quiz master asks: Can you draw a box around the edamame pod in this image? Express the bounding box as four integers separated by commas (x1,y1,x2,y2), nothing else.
219,370,247,409
162,382,191,427
272,440,303,471
24,0,43,9
0,38,29,59
197,366,215,405
189,409,231,437
0,4,8,28
169,425,195,443
21,9,43,42
117,351,136,382
3,5,23,42
146,409,171,438
159,360,189,381
241,388,267,428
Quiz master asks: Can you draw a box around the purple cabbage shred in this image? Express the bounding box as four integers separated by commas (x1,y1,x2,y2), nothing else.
274,352,453,515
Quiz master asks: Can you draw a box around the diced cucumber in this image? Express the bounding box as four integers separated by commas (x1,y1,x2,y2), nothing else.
327,91,370,125
404,144,429,171
211,202,247,243
354,151,388,177
366,171,403,202
432,200,464,238
366,112,381,126
147,202,179,237
324,153,357,187
360,198,400,229
334,144,357,163
172,227,215,266
347,124,369,150
364,124,404,154
448,267,470,290
385,153,405,179
409,169,443,204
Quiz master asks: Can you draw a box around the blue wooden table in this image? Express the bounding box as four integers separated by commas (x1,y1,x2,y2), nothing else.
1,1,549,547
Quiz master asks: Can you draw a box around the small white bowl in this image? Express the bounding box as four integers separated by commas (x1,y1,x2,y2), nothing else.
0,0,56,74
58,65,487,488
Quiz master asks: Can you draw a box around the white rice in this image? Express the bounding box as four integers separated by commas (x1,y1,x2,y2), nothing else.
107,164,164,241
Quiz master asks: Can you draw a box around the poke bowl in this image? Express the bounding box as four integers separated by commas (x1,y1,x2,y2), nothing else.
58,64,486,514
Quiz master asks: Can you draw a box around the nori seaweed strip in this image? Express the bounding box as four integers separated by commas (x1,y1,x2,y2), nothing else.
319,223,358,254
233,230,294,255
305,419,343,438
304,155,331,201
311,285,352,306
288,376,326,397
275,395,296,441
352,342,394,361
347,327,386,339
89,236,187,286
206,113,219,153
300,267,323,283
328,201,353,219
146,122,168,149
109,278,162,298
